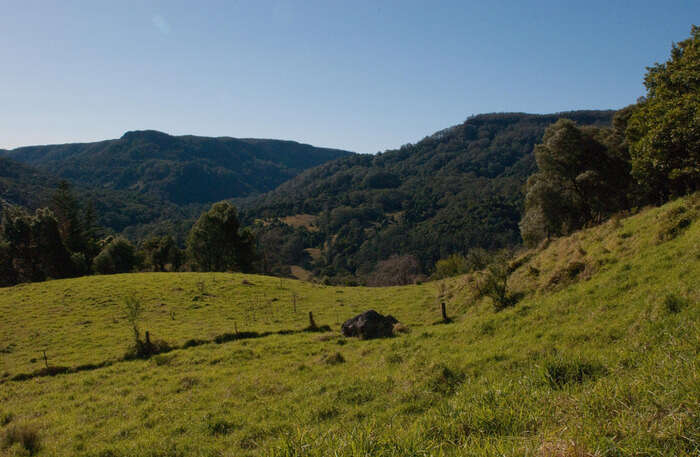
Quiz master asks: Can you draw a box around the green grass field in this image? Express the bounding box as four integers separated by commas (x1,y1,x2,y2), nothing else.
0,195,698,456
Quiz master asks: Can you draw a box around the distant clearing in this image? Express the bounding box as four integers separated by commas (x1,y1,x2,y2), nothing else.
280,214,319,230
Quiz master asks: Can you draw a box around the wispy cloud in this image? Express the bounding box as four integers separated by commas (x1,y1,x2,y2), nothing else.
152,15,171,35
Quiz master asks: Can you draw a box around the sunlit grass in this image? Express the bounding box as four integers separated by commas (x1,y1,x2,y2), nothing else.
0,194,698,456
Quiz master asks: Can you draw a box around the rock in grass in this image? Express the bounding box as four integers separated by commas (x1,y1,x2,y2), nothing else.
341,310,398,339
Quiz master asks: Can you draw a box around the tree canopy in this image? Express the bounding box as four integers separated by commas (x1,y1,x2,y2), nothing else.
626,25,700,200
186,201,255,272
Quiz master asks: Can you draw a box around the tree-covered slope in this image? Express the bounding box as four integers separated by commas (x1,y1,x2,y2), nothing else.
245,111,614,279
0,157,60,209
3,131,353,205
0,155,197,241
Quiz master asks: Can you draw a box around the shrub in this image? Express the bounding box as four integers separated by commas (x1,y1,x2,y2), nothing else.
657,206,693,242
94,237,138,274
124,337,172,360
121,297,172,359
432,254,469,280
1,423,41,455
124,296,143,343
476,256,517,311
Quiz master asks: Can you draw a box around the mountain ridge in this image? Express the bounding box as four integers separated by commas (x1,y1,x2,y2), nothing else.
2,130,355,205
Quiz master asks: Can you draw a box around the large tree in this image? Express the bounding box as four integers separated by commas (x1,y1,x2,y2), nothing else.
50,180,101,265
520,119,630,246
626,25,700,200
0,206,74,283
186,202,255,272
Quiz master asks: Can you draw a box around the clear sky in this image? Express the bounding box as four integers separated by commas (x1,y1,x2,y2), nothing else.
1,1,698,153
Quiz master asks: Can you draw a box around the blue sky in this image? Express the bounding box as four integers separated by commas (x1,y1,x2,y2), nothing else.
1,1,698,153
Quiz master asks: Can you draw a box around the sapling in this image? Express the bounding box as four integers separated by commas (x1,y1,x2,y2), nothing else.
124,295,143,344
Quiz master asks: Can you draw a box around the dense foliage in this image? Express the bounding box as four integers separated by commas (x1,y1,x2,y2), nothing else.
1,131,352,240
0,183,103,285
626,25,700,200
521,26,700,247
244,111,614,283
186,202,255,272
0,197,253,285
519,118,632,245
2,130,352,205
0,157,60,209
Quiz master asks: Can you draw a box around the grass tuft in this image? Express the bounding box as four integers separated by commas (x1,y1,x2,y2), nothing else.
663,293,689,314
542,356,607,389
1,423,41,456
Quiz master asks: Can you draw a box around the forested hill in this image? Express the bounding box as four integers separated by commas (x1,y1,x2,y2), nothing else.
2,131,353,205
244,111,615,280
0,156,60,209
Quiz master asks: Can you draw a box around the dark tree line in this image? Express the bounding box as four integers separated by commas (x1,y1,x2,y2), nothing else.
0,181,99,285
0,184,256,286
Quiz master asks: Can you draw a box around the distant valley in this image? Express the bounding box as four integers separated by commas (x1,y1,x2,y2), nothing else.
0,131,353,240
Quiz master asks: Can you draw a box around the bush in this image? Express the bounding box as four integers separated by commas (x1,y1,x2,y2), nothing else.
476,256,517,311
1,423,41,455
657,206,693,242
432,254,469,280
124,337,172,360
94,237,138,274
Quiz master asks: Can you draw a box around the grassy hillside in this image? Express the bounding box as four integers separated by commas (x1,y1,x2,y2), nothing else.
0,195,698,456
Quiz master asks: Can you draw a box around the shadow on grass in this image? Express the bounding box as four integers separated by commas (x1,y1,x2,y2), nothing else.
6,323,334,384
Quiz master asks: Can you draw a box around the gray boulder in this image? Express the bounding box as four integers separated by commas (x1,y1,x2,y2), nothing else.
341,310,398,339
